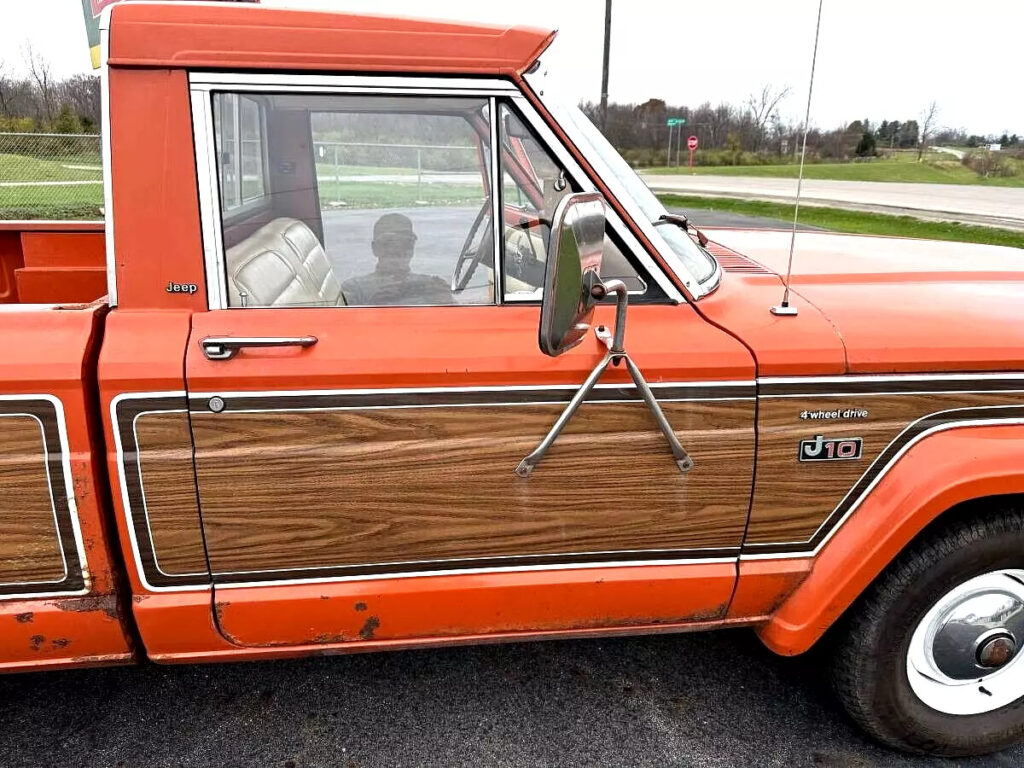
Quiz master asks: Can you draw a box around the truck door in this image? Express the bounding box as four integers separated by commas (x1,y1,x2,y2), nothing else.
184,76,756,648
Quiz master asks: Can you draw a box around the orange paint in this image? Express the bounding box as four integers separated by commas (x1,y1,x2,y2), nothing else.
107,67,207,312
759,424,1024,655
108,3,554,77
0,597,134,672
728,558,812,619
0,303,134,671
0,225,106,305
214,562,737,649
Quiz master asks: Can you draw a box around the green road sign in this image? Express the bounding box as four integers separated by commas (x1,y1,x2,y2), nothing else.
666,118,686,126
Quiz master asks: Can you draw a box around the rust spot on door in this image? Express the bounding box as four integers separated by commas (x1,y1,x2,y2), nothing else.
29,634,45,651
14,612,33,623
312,633,347,644
354,602,367,612
214,601,231,624
359,615,380,641
50,595,120,621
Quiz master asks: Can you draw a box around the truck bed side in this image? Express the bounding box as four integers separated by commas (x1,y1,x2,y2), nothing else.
0,223,135,671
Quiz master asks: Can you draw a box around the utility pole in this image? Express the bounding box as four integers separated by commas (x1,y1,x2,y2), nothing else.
600,0,612,131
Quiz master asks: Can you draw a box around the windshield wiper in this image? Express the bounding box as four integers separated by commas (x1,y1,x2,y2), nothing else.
657,213,709,247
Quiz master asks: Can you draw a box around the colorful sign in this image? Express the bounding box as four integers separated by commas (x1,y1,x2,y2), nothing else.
80,0,121,69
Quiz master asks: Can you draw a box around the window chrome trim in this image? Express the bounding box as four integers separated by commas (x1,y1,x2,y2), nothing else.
488,97,503,305
99,12,116,306
191,89,229,311
188,72,519,93
523,66,705,300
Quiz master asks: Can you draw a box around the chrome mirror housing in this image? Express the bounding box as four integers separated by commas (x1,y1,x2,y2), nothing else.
538,192,606,357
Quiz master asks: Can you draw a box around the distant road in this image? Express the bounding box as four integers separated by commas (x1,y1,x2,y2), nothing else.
643,174,1024,232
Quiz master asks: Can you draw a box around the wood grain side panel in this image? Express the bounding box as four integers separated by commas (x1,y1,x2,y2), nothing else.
0,415,65,583
192,399,754,576
134,411,209,577
748,391,1024,545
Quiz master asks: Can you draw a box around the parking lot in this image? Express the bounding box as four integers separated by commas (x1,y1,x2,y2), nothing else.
2,627,1022,768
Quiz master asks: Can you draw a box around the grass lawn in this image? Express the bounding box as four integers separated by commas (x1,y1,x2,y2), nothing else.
0,152,103,182
318,180,483,208
315,163,419,177
646,154,1024,187
0,181,103,220
658,194,1024,250
0,180,102,207
0,152,104,219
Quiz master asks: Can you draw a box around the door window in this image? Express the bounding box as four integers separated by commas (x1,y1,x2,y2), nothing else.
497,105,646,299
210,93,495,308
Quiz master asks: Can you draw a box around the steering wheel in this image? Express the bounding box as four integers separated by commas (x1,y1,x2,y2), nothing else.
451,199,493,293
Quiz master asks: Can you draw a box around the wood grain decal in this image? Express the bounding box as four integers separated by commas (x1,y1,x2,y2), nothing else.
113,395,210,588
134,411,210,577
188,388,755,581
0,415,65,584
0,398,84,596
747,379,1024,552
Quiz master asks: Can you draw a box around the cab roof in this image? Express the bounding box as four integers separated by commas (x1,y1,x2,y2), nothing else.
108,1,555,76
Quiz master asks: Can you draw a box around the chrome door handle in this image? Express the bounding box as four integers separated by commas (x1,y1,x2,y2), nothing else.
201,336,318,361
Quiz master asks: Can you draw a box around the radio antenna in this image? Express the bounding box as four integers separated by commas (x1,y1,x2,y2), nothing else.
771,0,824,317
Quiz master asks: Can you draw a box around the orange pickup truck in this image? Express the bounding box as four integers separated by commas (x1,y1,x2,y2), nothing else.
3,2,1024,757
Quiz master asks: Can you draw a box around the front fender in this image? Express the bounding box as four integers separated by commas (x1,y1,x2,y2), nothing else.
757,423,1024,656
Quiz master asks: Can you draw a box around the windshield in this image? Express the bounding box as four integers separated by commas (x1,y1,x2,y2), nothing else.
560,104,718,285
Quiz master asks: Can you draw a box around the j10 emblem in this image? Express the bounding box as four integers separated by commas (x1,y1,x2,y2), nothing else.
799,435,863,462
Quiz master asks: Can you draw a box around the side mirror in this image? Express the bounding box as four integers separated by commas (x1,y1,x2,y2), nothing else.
538,192,606,357
519,192,695,479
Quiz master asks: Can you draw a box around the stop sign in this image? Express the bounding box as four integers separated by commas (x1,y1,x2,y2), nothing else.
687,135,699,151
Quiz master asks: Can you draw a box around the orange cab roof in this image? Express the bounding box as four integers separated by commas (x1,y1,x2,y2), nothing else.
108,1,555,75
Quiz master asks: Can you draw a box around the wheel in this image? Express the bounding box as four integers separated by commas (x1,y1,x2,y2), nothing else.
831,504,1024,756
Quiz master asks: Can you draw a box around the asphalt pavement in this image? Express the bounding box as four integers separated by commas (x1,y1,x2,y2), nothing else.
643,174,1024,232
2,628,1022,767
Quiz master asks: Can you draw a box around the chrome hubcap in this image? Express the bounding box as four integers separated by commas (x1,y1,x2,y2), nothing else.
907,569,1024,715
977,633,1016,668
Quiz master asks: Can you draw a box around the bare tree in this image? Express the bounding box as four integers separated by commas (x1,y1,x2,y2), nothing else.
23,44,55,124
58,74,101,129
0,60,9,117
746,84,790,152
917,100,939,161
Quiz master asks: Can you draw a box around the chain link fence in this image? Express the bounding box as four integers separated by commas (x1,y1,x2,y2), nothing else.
0,132,104,220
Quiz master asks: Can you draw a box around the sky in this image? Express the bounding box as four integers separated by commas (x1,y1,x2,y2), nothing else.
2,0,1021,136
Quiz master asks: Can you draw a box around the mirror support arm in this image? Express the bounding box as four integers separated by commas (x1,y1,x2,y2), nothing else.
515,280,695,478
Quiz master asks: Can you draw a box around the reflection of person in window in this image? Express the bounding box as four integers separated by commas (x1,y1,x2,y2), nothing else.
341,213,453,306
